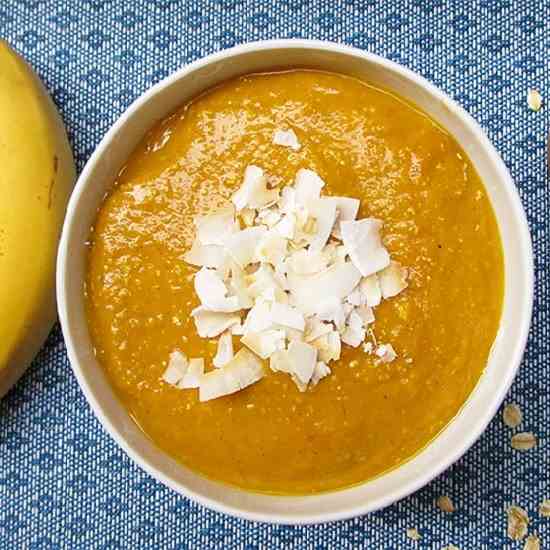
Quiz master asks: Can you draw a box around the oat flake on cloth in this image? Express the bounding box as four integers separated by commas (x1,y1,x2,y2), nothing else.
0,0,549,548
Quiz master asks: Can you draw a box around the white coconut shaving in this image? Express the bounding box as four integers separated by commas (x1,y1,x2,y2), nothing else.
163,161,409,400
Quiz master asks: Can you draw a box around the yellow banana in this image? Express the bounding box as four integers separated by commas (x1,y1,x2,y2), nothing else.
0,40,75,397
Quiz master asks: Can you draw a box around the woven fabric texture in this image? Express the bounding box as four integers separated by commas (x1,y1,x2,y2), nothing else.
1,1,549,548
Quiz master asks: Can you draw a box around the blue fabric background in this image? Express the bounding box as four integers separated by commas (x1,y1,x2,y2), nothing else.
1,0,549,548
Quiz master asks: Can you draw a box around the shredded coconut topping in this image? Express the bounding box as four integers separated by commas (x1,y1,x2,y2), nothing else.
162,163,410,400
273,128,301,151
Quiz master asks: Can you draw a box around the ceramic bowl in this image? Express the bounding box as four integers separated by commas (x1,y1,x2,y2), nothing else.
57,40,533,524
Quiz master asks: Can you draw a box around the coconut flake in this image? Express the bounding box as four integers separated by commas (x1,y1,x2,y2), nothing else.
224,226,267,268
178,358,204,389
227,262,254,309
273,213,296,239
283,326,305,342
308,198,338,252
355,305,375,325
231,322,244,335
196,206,237,246
332,244,348,265
240,207,256,227
246,264,286,302
232,165,279,211
316,296,348,330
347,309,364,332
290,375,308,392
341,218,390,277
311,331,341,363
194,267,241,312
183,239,227,269
345,286,364,306
289,207,314,248
256,207,282,227
286,248,329,275
329,197,360,239
256,229,288,266
182,164,409,399
378,261,408,299
269,350,292,374
257,286,277,304
363,341,374,354
273,261,289,290
162,351,189,385
199,348,264,402
278,186,296,214
191,307,241,338
360,275,382,307
294,168,325,205
213,331,234,368
269,341,317,389
270,302,305,331
341,327,365,348
288,341,318,385
241,329,285,359
194,267,227,307
310,361,331,387
304,317,333,342
376,343,397,363
273,128,301,151
343,302,354,317
242,300,274,334
288,261,362,316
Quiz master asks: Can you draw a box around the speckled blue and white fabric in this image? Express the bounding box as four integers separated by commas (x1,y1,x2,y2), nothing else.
1,1,549,548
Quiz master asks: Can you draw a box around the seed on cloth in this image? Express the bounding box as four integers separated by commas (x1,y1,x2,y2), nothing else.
503,403,522,428
406,527,421,541
507,505,529,541
437,495,455,513
511,432,537,451
527,89,542,111
538,499,550,517
523,534,540,550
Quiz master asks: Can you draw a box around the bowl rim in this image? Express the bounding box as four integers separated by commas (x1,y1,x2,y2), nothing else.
57,38,534,524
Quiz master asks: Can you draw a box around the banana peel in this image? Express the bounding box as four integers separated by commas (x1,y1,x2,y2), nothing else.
0,40,75,397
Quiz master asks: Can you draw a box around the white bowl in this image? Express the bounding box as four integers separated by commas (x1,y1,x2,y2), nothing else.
57,40,533,524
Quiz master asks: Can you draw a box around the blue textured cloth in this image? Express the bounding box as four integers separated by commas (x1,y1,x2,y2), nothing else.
1,1,549,548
